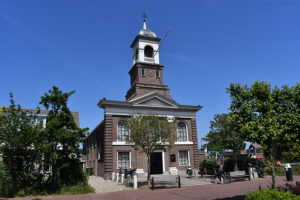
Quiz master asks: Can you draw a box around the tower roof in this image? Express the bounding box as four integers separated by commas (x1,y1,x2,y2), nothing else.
130,20,161,48
138,21,157,38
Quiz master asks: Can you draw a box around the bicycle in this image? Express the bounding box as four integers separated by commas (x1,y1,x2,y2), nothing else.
211,169,230,184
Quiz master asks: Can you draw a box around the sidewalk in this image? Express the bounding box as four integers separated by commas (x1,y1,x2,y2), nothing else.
10,176,300,200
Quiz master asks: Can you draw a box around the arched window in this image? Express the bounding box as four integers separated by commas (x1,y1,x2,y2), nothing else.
177,122,188,141
144,45,154,58
117,120,129,141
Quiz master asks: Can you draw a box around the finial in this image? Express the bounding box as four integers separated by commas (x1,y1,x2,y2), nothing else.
142,8,147,29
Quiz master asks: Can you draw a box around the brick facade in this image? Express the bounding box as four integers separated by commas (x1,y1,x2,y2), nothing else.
84,115,202,177
83,20,203,178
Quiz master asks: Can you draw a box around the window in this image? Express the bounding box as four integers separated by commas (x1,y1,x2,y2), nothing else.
156,70,160,78
117,120,129,141
177,122,187,141
135,49,139,61
179,150,189,166
144,46,154,58
118,152,130,168
141,68,146,77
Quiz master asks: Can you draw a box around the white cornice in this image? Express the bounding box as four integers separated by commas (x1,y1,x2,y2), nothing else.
174,141,194,145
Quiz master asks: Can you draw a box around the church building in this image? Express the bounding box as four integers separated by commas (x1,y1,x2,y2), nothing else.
83,18,202,179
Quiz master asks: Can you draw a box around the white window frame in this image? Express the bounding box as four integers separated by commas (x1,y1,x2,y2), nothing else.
117,151,131,169
176,121,188,142
156,70,160,78
117,120,129,142
26,114,47,128
178,150,190,166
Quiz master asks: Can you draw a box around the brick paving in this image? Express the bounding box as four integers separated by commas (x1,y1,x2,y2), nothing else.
10,176,300,200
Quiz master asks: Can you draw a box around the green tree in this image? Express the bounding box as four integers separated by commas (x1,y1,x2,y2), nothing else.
39,86,88,190
227,81,300,188
0,94,44,196
204,113,246,171
0,106,6,113
0,162,13,197
126,114,174,185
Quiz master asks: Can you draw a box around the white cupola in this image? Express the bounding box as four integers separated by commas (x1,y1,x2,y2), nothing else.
130,19,161,65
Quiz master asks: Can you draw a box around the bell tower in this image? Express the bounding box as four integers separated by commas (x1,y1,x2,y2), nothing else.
131,19,160,65
126,12,172,101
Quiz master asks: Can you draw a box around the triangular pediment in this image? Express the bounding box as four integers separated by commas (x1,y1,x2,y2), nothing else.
131,93,179,108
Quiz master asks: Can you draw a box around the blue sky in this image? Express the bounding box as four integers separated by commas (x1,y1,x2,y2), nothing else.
1,0,299,147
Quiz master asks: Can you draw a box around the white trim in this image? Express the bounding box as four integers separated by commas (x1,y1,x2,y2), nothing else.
178,150,190,166
153,150,165,174
104,107,197,118
105,112,196,118
112,141,135,145
128,92,155,102
174,141,193,145
156,70,160,78
162,151,165,173
176,121,189,142
117,120,129,142
133,95,178,107
117,151,131,169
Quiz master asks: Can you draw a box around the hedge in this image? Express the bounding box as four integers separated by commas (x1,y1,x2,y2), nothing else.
246,189,300,200
199,157,265,177
265,165,300,176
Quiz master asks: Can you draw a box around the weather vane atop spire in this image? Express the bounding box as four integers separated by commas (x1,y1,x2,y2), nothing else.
142,8,147,22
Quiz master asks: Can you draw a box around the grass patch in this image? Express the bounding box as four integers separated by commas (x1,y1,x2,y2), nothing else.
58,183,95,195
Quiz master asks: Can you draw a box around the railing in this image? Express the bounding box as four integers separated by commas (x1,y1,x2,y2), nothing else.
144,57,154,62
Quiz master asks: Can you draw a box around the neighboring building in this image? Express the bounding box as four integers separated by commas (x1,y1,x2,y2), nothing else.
248,143,264,159
223,150,248,158
0,108,79,163
83,19,203,178
22,109,80,128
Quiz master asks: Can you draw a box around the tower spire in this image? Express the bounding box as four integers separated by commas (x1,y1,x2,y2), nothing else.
142,8,147,30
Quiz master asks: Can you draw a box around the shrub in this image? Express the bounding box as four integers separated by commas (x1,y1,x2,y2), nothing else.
201,157,265,177
199,158,216,175
58,183,95,195
223,157,249,172
246,189,300,200
265,164,300,176
277,183,300,196
265,166,286,176
0,162,14,197
17,189,26,197
292,165,300,175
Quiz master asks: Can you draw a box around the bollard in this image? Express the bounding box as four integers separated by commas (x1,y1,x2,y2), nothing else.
121,173,124,184
133,174,137,189
112,172,115,181
116,173,119,183
178,176,181,188
127,175,130,185
151,177,154,190
249,167,253,180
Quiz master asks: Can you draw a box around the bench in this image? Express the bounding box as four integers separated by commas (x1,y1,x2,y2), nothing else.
229,171,250,183
151,175,181,190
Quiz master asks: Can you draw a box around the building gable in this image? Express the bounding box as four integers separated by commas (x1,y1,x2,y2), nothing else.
131,93,178,108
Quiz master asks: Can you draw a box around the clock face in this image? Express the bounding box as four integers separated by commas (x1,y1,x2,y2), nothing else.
148,70,155,78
